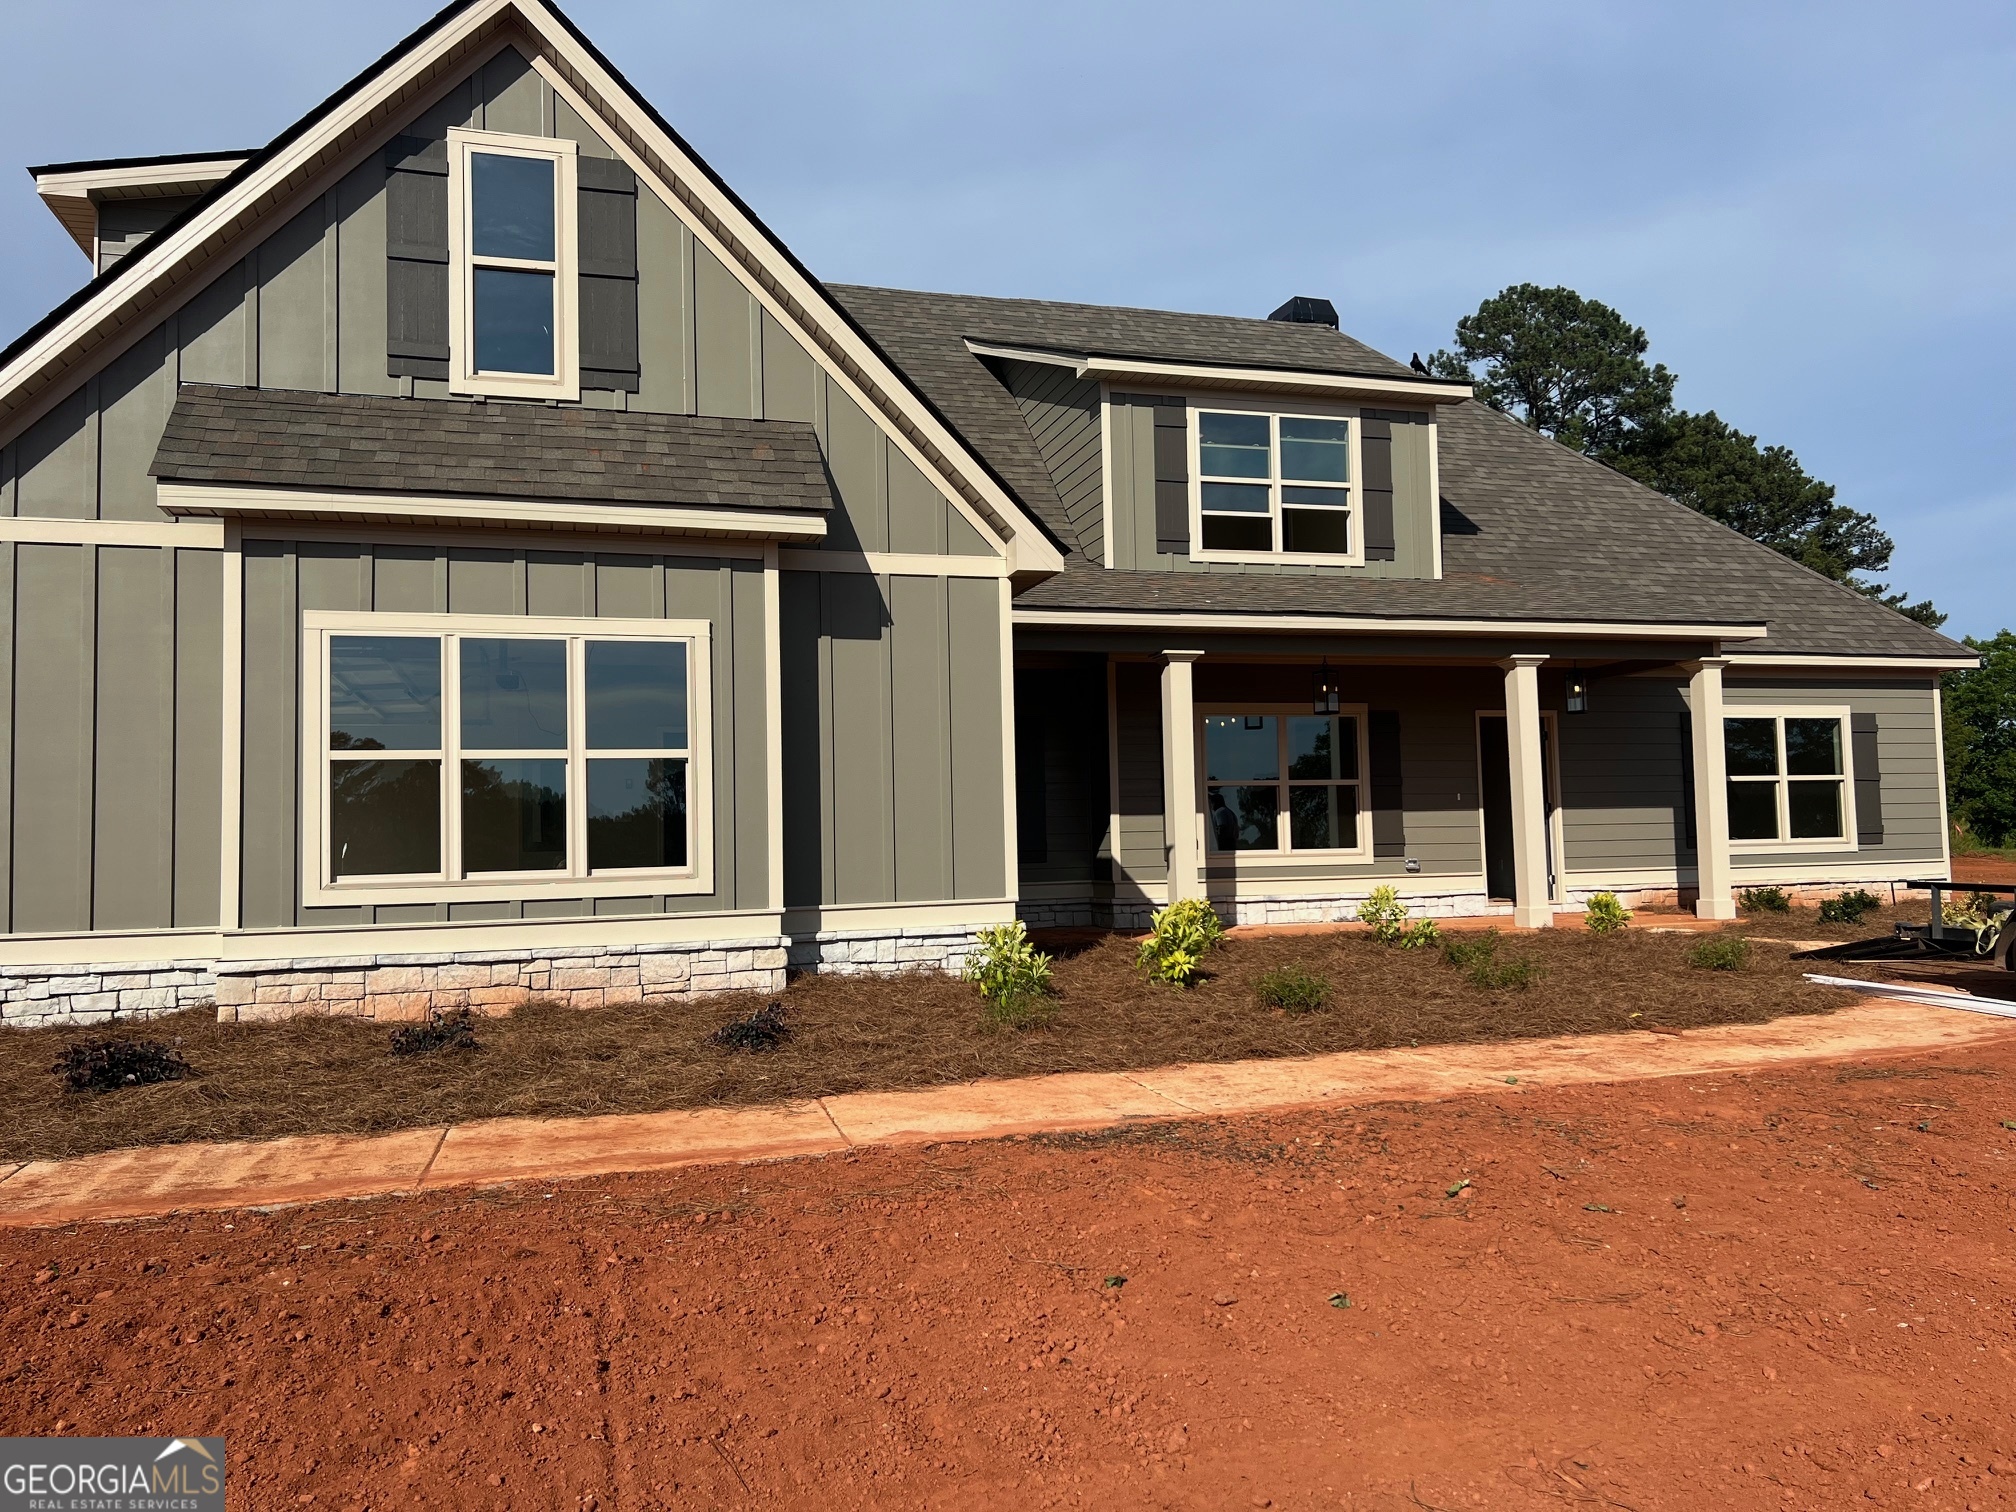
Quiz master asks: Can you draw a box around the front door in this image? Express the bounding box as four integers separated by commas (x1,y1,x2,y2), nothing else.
1478,715,1558,903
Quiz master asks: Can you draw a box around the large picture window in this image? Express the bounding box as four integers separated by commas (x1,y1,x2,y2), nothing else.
1723,710,1855,849
447,128,579,400
1192,407,1358,563
305,613,708,903
1201,708,1367,855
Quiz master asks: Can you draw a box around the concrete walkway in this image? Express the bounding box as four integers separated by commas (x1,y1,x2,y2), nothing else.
2,996,2009,1229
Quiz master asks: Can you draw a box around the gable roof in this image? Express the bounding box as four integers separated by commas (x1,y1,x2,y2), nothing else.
153,384,833,513
0,0,1064,575
834,284,1967,661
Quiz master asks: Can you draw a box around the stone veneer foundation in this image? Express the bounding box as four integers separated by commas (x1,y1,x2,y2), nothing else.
0,959,219,1028
785,925,986,976
213,939,791,1022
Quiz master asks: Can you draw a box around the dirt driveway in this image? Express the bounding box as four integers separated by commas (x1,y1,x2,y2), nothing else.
6,1034,2016,1510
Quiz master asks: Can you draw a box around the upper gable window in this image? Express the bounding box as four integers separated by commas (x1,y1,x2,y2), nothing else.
447,128,579,400
1191,406,1359,564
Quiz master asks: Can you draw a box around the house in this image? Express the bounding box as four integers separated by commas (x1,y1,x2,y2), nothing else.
0,0,1972,1027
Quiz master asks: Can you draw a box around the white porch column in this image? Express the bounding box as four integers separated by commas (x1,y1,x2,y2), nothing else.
1501,654,1553,929
1688,657,1737,920
1160,650,1205,903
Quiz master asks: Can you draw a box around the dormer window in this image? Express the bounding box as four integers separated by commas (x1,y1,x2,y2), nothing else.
1192,405,1359,563
447,128,579,400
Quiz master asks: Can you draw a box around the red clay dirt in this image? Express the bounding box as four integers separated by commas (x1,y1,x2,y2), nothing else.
8,1039,2016,1511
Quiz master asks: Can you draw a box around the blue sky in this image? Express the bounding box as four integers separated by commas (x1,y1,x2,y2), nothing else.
3,1,2009,637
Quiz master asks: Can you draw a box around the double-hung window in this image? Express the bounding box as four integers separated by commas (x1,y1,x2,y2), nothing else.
305,613,709,903
447,128,579,400
1202,709,1368,855
1723,710,1855,849
1193,407,1358,563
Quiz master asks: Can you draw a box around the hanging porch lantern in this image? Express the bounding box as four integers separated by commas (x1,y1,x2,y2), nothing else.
1565,669,1589,714
1312,658,1340,716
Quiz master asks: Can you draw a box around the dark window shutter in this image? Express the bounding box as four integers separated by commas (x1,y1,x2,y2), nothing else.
1369,709,1405,857
1678,710,1697,853
1151,399,1189,554
577,156,639,392
1360,416,1396,561
1851,712,1884,845
384,136,449,380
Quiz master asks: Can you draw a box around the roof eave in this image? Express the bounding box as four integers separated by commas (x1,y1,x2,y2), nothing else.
964,340,1471,405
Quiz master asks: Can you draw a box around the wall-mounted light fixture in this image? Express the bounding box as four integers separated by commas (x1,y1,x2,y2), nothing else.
1313,658,1340,716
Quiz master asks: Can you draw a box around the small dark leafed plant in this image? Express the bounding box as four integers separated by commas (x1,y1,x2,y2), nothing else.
1438,929,1540,990
1818,889,1881,926
709,1002,792,1053
1689,935,1752,972
1256,964,1330,1014
52,1038,193,1094
1738,886,1792,914
388,1007,482,1057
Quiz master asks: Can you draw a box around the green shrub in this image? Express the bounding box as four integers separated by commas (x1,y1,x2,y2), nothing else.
1439,930,1501,971
1437,928,1540,990
1738,886,1791,914
1399,918,1442,949
1689,935,1751,971
1357,885,1411,944
1468,955,1542,991
1136,898,1226,987
1256,964,1330,1013
1817,889,1881,925
965,921,1054,1023
1583,892,1631,934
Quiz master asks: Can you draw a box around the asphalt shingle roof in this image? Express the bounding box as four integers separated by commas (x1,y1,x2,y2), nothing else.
832,285,1964,660
151,384,833,513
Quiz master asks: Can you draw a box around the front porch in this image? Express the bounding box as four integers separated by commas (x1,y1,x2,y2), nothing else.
1012,636,1756,932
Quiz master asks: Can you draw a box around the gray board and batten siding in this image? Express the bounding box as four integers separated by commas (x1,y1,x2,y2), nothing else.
780,571,1007,911
241,541,770,929
1102,393,1437,576
0,542,221,934
0,45,1014,944
0,45,990,564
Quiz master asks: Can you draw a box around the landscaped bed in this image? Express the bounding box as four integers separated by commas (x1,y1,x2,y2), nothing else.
0,918,1882,1163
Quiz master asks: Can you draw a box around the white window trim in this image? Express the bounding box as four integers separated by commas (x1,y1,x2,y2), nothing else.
1195,702,1372,860
446,127,580,401
1723,704,1858,855
1186,395,1364,567
299,611,712,906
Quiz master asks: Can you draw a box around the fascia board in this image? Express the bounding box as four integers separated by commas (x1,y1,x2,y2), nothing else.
0,0,1060,580
963,339,1472,406
519,5,1064,577
1721,652,1980,672
1010,607,1767,639
156,482,829,542
0,0,516,432
34,158,254,258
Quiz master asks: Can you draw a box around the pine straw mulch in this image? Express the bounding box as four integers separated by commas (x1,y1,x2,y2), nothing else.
0,923,1885,1163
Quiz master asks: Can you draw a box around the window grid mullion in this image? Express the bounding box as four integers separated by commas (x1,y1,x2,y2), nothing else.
568,636,589,879
443,634,463,882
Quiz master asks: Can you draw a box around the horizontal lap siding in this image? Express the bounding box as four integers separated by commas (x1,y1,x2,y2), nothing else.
1002,363,1103,562
1558,675,1689,873
1723,677,1946,870
0,543,222,935
779,572,1006,910
244,541,766,930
